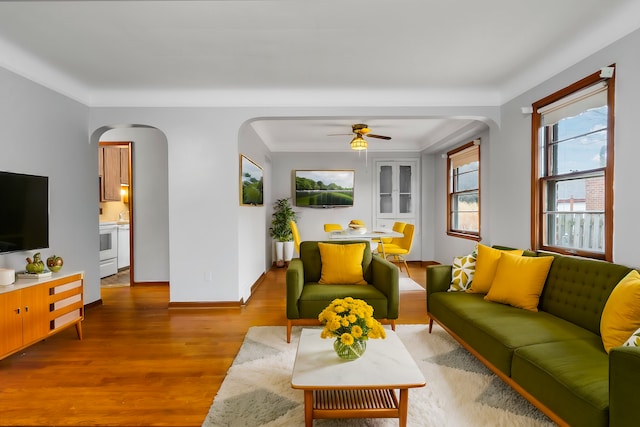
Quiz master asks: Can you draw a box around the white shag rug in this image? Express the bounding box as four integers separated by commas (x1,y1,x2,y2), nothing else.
399,277,425,292
202,325,555,427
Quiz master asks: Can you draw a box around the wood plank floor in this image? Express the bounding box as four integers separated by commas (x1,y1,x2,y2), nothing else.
0,263,430,426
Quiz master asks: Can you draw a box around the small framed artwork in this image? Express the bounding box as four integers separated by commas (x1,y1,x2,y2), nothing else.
240,155,264,206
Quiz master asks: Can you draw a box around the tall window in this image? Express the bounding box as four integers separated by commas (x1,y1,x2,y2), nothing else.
531,67,615,260
447,140,480,240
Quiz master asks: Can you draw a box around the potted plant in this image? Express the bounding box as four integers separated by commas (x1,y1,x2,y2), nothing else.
269,198,296,267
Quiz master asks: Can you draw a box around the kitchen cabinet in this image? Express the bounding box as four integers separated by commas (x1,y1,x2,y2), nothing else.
1,272,84,360
99,146,129,201
98,146,103,177
100,146,122,201
120,147,129,185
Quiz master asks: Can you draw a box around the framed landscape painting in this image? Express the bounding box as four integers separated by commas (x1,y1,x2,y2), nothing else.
240,155,264,206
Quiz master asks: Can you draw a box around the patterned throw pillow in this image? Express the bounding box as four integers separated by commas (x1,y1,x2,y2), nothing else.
624,327,640,347
449,252,477,292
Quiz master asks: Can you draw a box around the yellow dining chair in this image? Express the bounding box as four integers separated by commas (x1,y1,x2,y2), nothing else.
290,220,301,255
384,223,415,278
324,223,342,232
373,221,407,258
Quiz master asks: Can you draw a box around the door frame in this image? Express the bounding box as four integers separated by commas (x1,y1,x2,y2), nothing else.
99,141,135,286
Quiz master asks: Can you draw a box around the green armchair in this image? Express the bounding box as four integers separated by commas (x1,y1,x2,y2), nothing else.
285,240,399,343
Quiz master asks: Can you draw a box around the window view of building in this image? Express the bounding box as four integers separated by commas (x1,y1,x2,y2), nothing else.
532,69,614,260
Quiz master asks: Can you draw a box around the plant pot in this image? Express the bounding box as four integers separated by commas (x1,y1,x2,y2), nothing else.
283,241,294,262
275,241,285,267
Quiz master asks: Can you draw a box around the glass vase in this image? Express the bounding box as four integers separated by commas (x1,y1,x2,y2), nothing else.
333,338,367,360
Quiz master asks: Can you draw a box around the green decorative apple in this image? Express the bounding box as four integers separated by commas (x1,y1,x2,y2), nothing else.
25,252,45,274
47,254,64,273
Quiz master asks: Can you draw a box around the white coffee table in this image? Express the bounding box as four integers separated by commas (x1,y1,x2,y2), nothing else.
291,328,425,426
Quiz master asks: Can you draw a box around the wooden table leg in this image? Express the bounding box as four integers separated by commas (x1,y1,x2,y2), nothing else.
304,390,313,427
398,388,409,427
75,321,83,340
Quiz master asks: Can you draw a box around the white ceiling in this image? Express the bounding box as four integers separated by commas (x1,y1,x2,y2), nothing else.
250,117,485,153
1,0,639,152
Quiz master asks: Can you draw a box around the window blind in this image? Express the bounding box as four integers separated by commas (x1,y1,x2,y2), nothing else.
538,81,607,127
450,143,479,170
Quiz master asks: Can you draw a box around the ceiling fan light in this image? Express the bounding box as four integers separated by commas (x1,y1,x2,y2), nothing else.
350,135,368,150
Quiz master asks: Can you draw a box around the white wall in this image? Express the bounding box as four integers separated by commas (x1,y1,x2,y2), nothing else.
272,151,377,242
428,126,493,264
272,151,422,261
493,27,640,268
0,67,99,303
0,56,506,305
88,106,498,303
425,27,640,268
237,121,271,301
89,108,246,303
98,127,170,283
4,24,639,308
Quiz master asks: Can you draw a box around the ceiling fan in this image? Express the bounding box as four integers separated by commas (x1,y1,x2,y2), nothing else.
330,124,392,151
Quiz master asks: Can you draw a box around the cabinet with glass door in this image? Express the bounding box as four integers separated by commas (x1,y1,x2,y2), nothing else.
375,160,418,219
374,159,419,260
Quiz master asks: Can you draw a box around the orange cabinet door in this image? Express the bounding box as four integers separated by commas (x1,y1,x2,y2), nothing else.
0,291,23,357
21,285,50,345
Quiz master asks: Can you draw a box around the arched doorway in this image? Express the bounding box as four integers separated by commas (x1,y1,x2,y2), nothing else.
91,125,170,291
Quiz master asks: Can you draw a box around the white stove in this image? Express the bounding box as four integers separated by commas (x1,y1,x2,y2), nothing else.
99,222,118,278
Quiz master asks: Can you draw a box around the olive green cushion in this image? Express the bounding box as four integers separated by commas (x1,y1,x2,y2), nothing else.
428,292,596,375
288,241,398,322
427,247,638,427
511,339,609,427
610,346,640,426
539,254,631,335
298,283,389,319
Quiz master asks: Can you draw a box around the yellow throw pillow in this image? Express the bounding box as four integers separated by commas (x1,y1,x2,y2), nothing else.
600,270,640,353
466,244,523,294
318,242,367,285
484,252,554,311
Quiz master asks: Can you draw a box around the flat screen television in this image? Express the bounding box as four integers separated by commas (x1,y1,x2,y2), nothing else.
0,171,49,254
294,170,355,208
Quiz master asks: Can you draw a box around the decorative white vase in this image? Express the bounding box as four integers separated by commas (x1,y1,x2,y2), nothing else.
275,241,285,267
283,241,294,262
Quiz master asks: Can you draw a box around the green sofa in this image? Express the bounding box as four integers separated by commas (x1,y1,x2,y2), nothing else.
286,240,399,343
426,249,640,427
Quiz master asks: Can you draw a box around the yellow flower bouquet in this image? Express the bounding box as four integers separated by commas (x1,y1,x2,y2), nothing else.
318,297,386,360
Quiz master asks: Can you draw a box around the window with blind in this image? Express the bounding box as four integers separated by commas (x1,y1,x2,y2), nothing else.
531,67,615,260
447,140,480,239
